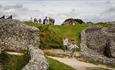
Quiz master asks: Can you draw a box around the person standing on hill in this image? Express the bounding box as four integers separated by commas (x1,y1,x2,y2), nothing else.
30,17,33,22
63,37,69,52
38,18,42,23
34,18,38,23
69,41,79,57
43,17,48,24
49,17,55,25
51,18,55,25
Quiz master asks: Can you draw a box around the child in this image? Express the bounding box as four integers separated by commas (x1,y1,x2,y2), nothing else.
69,42,79,57
63,37,69,52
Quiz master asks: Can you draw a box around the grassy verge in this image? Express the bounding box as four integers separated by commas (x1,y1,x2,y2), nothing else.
0,50,29,70
47,57,75,70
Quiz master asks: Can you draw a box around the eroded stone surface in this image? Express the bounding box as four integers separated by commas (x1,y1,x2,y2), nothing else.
22,46,48,70
0,19,48,70
80,26,115,64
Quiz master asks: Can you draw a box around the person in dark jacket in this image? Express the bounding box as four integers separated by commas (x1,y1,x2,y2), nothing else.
49,17,55,25
38,18,42,23
43,17,48,24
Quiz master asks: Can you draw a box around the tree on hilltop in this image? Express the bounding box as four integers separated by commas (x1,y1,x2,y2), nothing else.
62,18,85,25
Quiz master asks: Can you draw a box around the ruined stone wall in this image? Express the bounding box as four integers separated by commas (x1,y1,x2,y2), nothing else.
0,19,40,51
22,46,48,70
106,27,115,56
85,27,107,54
80,26,115,64
0,19,48,70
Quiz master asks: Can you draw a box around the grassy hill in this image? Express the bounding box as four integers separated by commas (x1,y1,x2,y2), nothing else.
24,22,112,50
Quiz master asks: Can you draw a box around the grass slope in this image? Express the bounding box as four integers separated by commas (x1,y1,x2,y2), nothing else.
24,22,112,49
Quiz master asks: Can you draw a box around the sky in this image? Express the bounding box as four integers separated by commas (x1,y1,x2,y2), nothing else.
0,0,115,25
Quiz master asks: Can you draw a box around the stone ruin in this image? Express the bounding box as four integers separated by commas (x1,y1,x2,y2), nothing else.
80,26,115,65
0,19,48,70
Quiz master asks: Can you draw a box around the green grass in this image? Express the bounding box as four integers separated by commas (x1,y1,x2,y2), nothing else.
0,50,74,70
47,57,75,70
24,22,112,49
0,51,29,70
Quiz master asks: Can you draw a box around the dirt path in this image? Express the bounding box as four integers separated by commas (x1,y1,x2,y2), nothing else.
6,51,24,56
48,56,115,70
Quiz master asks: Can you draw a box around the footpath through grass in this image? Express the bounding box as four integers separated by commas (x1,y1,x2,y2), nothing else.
47,57,75,70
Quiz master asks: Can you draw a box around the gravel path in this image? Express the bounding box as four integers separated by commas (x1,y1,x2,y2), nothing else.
48,56,115,70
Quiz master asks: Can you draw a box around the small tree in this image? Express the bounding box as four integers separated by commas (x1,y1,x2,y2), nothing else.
74,19,84,24
62,18,85,25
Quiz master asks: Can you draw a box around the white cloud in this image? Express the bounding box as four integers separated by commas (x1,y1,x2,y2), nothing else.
0,0,115,24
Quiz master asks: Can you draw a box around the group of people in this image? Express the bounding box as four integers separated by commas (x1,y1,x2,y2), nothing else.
32,18,42,23
63,37,79,57
31,17,55,25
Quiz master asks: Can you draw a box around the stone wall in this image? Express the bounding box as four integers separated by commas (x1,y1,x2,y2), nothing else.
80,26,115,64
0,19,40,51
0,19,48,70
22,46,48,70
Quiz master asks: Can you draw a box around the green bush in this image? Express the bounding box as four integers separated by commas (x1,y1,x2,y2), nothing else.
24,22,63,49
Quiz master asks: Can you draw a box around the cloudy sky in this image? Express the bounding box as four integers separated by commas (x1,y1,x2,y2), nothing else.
0,0,115,24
